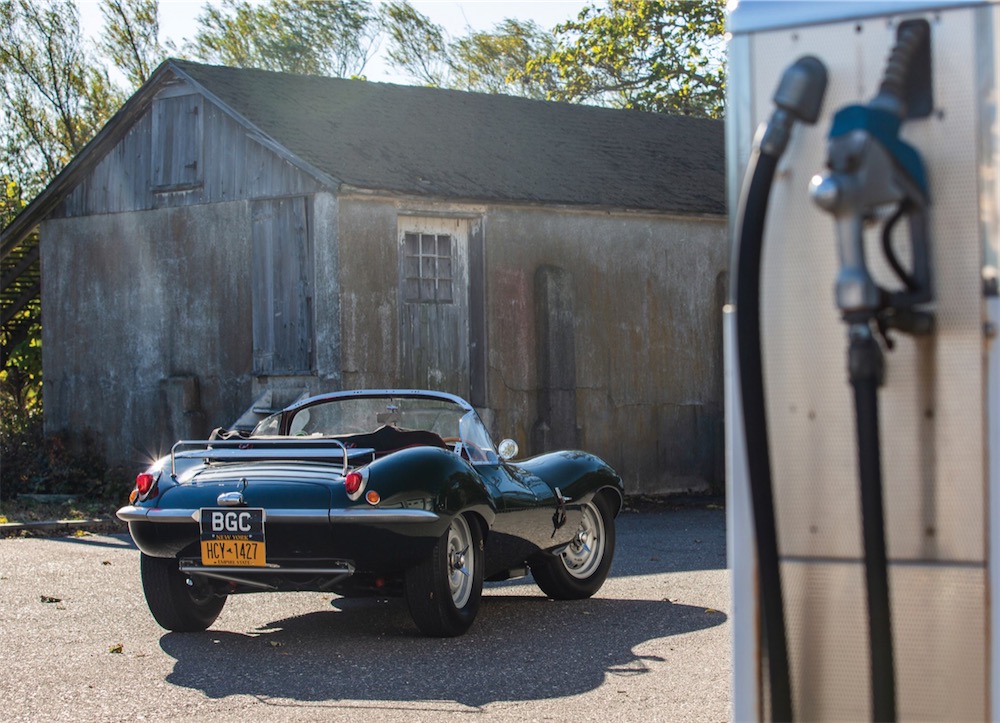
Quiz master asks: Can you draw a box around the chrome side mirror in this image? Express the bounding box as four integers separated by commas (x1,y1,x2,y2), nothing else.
497,439,519,460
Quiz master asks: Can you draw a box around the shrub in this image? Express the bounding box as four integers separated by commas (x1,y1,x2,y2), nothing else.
0,423,123,502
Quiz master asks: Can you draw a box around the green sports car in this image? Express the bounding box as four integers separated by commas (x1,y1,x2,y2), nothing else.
118,390,624,637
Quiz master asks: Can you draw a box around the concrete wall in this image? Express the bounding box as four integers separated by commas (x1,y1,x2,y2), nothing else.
336,197,402,390
42,203,256,470
335,195,727,494
41,189,725,494
483,206,727,494
42,192,342,473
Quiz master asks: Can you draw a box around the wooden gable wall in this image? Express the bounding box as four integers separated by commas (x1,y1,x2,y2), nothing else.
53,80,325,219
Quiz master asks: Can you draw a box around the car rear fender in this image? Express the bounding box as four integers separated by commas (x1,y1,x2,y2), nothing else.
594,484,625,517
361,446,497,528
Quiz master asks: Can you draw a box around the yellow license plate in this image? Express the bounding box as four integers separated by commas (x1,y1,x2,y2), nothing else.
199,508,266,567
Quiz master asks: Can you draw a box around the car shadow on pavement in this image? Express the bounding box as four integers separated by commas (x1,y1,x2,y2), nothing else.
46,532,137,550
159,593,726,709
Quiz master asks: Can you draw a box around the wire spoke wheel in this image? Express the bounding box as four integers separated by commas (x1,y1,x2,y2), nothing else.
531,495,616,600
447,515,475,608
561,501,606,579
405,513,484,636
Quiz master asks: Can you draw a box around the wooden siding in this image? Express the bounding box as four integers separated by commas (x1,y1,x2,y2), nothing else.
151,94,202,190
54,86,324,219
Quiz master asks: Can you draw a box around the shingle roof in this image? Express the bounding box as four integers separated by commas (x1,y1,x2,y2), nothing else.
171,59,725,215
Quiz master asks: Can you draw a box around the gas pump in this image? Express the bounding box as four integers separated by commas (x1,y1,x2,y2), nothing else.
727,1,1000,720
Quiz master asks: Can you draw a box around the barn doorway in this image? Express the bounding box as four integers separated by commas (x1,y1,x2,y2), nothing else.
397,216,470,395
251,196,313,376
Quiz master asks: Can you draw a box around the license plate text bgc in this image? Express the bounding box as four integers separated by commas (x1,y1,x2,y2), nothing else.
201,509,265,566
207,510,258,535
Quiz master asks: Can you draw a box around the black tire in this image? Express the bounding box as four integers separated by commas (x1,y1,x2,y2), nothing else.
404,514,484,637
140,553,226,632
532,494,615,600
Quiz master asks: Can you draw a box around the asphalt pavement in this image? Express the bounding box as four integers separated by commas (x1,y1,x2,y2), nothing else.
0,506,730,722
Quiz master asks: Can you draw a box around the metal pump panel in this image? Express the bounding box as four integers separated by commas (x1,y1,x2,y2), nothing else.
726,1,1000,719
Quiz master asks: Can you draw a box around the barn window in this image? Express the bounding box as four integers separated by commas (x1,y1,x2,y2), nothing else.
151,94,203,190
402,232,454,304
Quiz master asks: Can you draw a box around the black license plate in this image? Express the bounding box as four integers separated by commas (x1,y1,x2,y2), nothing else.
199,508,266,567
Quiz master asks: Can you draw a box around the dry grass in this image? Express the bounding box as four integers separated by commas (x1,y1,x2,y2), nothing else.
0,497,125,537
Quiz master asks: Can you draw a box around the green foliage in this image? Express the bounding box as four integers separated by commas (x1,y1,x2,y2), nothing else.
381,3,556,98
2,176,25,226
518,0,726,117
0,0,125,195
449,19,556,98
98,0,165,89
381,0,449,87
0,178,41,433
0,2,159,450
381,0,724,115
0,308,42,430
0,423,123,501
187,0,379,77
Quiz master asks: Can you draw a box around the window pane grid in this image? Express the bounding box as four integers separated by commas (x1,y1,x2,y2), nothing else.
403,232,454,304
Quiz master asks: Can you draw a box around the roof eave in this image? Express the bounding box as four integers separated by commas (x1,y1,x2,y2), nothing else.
336,182,726,218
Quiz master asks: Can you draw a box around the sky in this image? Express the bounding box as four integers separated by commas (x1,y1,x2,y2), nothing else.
77,0,592,85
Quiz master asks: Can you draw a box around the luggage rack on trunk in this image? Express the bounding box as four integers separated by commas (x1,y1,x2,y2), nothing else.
170,439,376,476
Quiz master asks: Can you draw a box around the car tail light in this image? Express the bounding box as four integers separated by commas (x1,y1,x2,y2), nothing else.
345,471,363,495
136,472,156,496
344,467,369,500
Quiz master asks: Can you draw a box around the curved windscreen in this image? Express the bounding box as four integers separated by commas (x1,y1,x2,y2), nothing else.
252,395,498,463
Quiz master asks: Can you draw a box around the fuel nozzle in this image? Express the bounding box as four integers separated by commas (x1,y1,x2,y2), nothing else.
760,55,828,157
810,19,933,333
809,22,934,723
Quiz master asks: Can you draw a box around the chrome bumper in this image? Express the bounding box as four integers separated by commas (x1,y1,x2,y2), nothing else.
116,505,440,524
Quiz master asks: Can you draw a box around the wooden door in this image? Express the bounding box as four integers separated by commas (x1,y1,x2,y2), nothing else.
398,217,470,394
251,197,313,375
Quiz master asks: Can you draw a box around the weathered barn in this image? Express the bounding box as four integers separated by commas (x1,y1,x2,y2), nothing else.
0,59,726,495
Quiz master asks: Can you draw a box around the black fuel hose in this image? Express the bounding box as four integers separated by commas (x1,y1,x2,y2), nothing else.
851,22,929,721
848,328,895,722
734,55,827,722
735,146,793,723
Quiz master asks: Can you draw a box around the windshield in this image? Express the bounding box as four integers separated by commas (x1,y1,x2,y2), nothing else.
252,394,498,463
